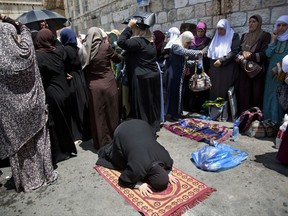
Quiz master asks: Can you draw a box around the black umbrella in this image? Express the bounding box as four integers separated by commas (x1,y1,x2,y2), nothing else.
16,9,67,31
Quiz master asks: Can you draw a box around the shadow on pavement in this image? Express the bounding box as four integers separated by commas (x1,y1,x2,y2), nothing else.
79,139,98,154
254,152,288,177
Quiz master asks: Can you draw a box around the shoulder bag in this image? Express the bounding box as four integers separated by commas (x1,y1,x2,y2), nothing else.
241,60,262,78
189,62,212,92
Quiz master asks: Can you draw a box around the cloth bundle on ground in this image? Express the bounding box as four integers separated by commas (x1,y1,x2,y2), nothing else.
237,107,263,133
164,118,232,144
245,119,278,138
191,143,248,172
237,107,279,138
202,97,228,121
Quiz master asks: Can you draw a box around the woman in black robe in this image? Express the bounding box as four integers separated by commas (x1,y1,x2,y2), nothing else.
60,28,91,142
96,119,176,196
117,18,161,134
36,28,77,165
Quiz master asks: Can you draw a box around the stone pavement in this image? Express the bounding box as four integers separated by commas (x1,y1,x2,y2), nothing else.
0,120,287,216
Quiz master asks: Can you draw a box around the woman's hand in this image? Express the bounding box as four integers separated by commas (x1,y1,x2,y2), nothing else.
242,51,252,59
138,183,153,196
128,18,137,28
236,54,245,62
213,59,222,67
168,174,178,184
271,30,278,44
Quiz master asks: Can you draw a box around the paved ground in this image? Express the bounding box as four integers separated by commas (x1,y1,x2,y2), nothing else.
0,120,287,216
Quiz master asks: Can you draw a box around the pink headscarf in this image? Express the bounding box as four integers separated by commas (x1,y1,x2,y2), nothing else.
191,22,208,47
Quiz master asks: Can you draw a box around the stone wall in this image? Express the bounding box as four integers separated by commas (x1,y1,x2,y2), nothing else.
67,0,288,37
0,0,64,19
0,1,43,19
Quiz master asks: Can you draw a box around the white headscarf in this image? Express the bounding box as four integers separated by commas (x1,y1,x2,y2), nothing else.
173,31,194,48
274,15,288,42
207,19,235,59
164,27,180,49
282,55,288,73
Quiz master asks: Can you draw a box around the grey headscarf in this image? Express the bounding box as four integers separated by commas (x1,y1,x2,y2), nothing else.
78,27,104,69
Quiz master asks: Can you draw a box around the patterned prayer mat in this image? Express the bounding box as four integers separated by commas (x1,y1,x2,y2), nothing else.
164,118,232,144
95,165,216,216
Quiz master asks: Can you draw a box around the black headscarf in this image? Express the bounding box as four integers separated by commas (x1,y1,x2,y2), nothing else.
145,162,169,191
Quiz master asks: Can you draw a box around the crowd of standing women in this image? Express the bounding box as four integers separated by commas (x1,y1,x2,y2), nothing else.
1,12,288,193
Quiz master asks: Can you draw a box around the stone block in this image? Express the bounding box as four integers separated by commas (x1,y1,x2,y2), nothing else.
240,0,261,11
101,15,108,25
167,9,177,22
150,0,163,12
175,0,188,9
157,12,168,23
262,0,286,7
195,3,206,18
271,5,288,23
228,12,247,27
177,6,195,20
163,0,175,10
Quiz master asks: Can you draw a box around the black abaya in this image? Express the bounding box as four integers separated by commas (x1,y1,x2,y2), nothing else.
96,119,173,188
36,46,77,164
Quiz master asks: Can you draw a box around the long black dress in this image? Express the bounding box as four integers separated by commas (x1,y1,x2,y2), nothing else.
36,46,77,165
117,27,161,134
63,45,90,141
96,119,173,188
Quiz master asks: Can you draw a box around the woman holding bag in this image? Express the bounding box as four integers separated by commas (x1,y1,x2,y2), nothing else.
236,15,271,114
263,15,288,124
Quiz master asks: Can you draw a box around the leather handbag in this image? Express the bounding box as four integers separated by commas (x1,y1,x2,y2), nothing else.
122,11,156,29
277,83,288,112
242,60,262,78
245,119,278,138
189,62,212,92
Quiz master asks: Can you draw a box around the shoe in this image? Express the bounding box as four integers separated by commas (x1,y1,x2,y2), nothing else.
48,170,59,185
74,140,82,145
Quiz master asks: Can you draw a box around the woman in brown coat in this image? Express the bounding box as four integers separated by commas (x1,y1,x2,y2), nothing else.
79,27,122,150
236,15,271,114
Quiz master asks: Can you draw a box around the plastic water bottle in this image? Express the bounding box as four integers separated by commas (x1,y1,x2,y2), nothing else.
232,119,240,142
275,122,287,148
198,55,203,69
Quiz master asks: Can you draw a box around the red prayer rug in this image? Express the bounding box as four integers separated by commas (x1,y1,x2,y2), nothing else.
164,118,232,144
95,165,216,216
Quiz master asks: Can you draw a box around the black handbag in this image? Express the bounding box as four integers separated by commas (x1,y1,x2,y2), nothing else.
241,60,262,78
122,11,156,29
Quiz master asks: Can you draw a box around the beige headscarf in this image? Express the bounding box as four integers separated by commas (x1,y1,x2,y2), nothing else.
79,27,104,69
131,26,153,42
241,15,263,52
173,31,194,48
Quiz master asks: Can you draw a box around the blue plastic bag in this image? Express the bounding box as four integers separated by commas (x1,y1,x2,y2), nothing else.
191,144,248,172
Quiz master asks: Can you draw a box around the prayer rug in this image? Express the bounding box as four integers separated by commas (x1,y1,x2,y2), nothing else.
95,165,216,216
164,118,232,144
